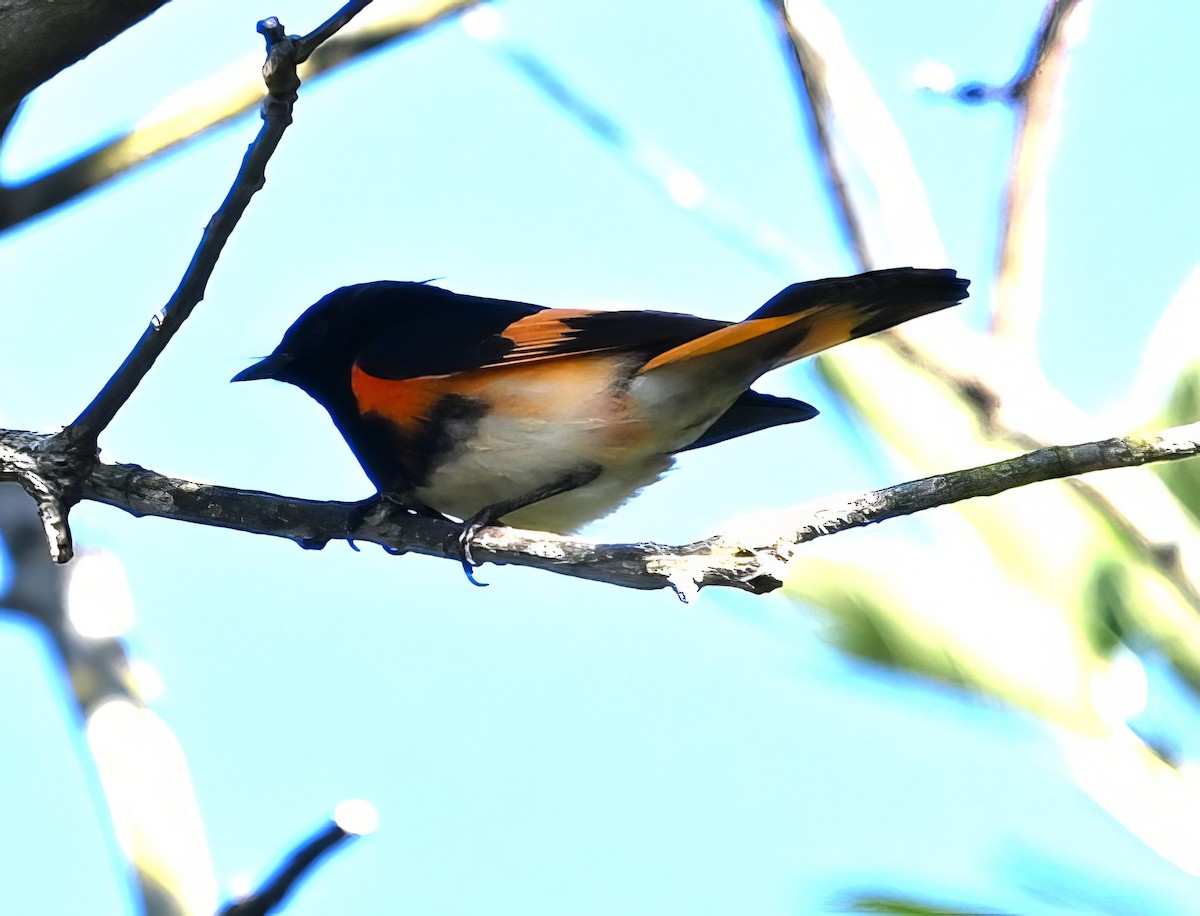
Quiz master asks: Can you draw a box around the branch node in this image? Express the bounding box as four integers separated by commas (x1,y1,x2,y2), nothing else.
257,16,287,43
30,485,74,564
952,80,1014,106
259,20,303,101
5,431,93,563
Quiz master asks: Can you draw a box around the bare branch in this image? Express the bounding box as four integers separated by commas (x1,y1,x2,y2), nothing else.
65,6,378,450
5,432,81,563
4,425,1196,599
218,805,374,916
767,0,1200,607
20,4,378,564
0,1,479,232
765,0,948,269
991,0,1087,349
764,0,871,269
0,0,170,114
0,484,218,914
294,0,377,63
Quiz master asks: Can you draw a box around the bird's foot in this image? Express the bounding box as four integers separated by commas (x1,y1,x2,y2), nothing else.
457,509,501,587
348,491,449,528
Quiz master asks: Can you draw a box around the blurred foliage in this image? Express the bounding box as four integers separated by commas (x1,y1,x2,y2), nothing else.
843,896,992,915
769,0,1200,889
1152,364,1200,522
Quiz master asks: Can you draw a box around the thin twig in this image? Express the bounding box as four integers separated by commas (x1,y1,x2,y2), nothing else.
766,0,948,268
66,4,375,449
765,0,870,269
464,19,813,274
219,817,365,916
28,4,377,562
3,424,1196,599
65,81,288,447
295,0,376,63
991,0,1086,348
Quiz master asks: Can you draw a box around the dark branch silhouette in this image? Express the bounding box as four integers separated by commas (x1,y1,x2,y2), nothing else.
219,804,375,916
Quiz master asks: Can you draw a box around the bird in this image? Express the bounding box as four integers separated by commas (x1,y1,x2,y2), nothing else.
233,267,968,563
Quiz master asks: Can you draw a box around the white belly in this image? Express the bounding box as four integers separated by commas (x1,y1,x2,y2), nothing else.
414,409,674,532
410,352,749,532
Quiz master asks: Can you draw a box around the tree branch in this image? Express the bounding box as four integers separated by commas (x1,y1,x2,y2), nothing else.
767,0,1200,611
66,5,374,450
0,484,218,915
0,0,479,232
218,802,375,916
764,0,948,269
989,0,1086,350
0,0,170,115
20,3,377,564
764,0,871,269
4,424,1195,600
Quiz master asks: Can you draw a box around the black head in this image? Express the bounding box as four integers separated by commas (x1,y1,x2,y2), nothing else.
234,282,432,398
232,281,542,404
233,281,546,493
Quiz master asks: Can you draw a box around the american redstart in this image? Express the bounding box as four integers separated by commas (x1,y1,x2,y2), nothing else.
234,267,968,562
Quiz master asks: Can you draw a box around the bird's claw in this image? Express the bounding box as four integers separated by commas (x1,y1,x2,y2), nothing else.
457,513,497,587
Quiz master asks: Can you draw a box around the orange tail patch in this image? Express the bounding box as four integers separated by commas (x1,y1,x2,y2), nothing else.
639,267,967,375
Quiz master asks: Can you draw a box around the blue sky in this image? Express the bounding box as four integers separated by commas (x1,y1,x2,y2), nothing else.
2,1,1199,913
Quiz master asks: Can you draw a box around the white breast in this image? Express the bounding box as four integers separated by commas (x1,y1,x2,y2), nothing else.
410,355,680,532
411,351,752,532
416,414,675,531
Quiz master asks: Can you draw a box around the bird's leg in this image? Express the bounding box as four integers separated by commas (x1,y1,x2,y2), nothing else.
381,489,451,519
348,487,451,539
458,463,602,583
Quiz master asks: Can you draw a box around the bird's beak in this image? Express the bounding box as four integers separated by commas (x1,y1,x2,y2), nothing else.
231,352,290,383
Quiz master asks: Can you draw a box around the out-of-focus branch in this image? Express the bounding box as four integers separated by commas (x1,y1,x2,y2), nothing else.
0,0,170,115
767,0,1200,609
431,5,816,274
765,0,870,268
990,0,1088,351
3,425,1197,600
764,0,949,270
0,484,217,915
219,802,377,916
0,0,478,232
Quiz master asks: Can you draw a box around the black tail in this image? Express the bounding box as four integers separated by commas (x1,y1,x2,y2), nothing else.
749,267,969,336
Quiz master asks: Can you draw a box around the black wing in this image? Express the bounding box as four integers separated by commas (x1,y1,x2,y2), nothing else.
357,285,728,380
679,390,818,451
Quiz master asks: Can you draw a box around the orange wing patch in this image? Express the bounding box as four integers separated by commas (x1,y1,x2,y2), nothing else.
352,355,649,450
496,309,601,363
